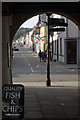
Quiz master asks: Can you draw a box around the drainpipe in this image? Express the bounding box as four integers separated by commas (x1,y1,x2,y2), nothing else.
64,18,68,64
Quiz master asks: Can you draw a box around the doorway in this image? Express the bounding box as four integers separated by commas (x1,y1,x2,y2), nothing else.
67,41,77,64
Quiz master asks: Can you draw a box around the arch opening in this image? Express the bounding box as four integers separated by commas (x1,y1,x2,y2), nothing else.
11,13,78,87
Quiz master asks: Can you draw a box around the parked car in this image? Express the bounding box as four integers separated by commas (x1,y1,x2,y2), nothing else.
20,43,23,47
12,42,19,51
14,46,19,51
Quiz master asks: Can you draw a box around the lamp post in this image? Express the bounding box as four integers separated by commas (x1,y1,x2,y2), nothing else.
46,13,52,86
45,14,68,86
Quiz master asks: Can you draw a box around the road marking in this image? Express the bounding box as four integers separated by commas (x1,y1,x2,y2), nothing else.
36,65,39,68
24,57,34,72
19,50,40,73
28,63,30,66
31,67,34,72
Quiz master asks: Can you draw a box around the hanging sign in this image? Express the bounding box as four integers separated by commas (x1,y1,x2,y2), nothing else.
35,28,40,34
2,84,24,119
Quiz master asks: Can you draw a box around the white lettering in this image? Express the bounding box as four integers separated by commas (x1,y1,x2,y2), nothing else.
2,105,7,112
5,92,21,99
11,100,15,105
19,107,23,112
4,86,23,91
15,92,20,98
2,105,23,113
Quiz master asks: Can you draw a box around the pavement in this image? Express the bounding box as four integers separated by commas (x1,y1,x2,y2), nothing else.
24,85,79,119
14,46,80,119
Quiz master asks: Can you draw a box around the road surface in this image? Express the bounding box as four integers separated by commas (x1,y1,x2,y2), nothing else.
12,45,78,86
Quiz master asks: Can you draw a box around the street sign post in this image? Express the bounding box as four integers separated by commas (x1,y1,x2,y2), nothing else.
2,84,24,120
46,13,68,86
46,13,52,86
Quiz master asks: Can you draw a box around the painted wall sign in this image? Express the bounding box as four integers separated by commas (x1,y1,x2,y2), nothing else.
2,84,24,119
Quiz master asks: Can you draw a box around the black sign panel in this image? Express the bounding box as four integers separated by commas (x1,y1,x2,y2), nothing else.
2,84,24,120
50,23,68,27
49,18,65,24
49,28,65,32
49,18,68,27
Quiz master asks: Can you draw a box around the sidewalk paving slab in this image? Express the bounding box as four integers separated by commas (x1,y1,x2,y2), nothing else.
23,86,79,118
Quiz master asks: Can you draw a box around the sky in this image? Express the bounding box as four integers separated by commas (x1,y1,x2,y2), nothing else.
20,15,39,28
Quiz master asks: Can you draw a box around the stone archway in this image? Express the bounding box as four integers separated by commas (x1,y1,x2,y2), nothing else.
2,2,80,85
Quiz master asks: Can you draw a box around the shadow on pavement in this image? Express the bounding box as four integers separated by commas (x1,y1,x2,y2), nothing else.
24,86,79,118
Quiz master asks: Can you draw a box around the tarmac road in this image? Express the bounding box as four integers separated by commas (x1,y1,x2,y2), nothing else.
12,45,78,87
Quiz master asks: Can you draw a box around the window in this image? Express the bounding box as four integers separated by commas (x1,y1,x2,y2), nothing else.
60,38,62,55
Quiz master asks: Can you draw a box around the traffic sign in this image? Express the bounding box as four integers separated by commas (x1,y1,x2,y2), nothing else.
49,28,65,32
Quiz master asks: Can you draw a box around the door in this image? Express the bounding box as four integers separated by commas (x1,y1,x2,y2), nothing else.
67,41,77,64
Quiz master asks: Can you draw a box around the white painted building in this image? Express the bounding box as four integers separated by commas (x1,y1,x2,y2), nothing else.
25,30,33,48
18,35,25,45
53,14,79,64
40,26,47,52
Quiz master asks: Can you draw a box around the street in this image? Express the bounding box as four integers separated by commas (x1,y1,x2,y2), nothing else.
12,45,78,86
12,45,79,118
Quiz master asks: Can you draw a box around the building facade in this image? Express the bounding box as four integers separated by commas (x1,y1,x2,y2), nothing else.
24,13,79,64
53,15,79,64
